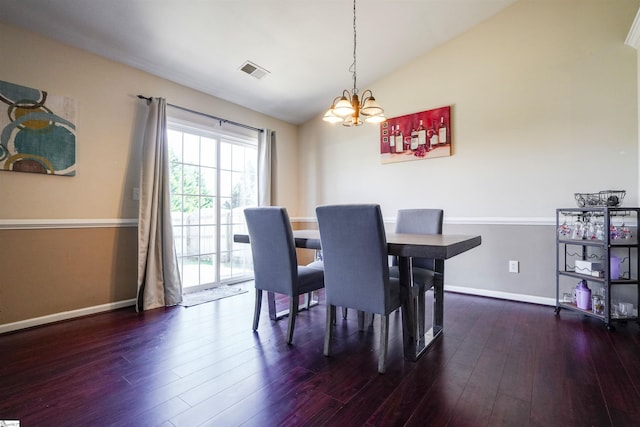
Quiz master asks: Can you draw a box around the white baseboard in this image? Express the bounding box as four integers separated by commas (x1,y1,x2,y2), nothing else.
0,299,137,334
445,285,555,306
0,288,555,335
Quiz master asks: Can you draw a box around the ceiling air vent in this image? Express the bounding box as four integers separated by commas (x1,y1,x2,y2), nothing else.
239,61,270,80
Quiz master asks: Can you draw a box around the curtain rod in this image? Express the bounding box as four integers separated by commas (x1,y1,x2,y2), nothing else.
137,95,263,133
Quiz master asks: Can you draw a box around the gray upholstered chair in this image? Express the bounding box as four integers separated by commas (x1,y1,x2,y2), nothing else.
388,208,443,339
244,207,324,345
389,208,443,286
316,204,401,374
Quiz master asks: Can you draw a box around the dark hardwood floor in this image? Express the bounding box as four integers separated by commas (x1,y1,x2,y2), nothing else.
2,288,640,426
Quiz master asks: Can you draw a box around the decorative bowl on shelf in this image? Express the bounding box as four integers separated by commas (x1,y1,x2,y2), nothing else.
574,190,625,208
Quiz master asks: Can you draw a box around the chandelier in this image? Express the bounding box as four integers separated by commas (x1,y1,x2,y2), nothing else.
322,0,386,126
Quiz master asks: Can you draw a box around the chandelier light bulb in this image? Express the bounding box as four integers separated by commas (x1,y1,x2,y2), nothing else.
333,96,355,117
322,109,344,123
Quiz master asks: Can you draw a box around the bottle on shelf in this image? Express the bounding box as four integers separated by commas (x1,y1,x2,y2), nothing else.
575,280,591,311
438,116,447,145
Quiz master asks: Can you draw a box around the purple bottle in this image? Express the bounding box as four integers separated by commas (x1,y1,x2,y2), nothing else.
576,280,592,311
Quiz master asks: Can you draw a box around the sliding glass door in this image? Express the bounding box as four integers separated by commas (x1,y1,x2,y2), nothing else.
167,121,256,293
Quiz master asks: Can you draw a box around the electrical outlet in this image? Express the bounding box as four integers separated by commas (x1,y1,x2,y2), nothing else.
509,260,519,273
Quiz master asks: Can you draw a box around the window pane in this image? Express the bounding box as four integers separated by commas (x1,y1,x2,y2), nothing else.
220,170,232,198
231,171,244,206
231,249,252,277
220,222,232,254
220,141,232,170
183,165,200,195
183,133,200,165
181,256,200,287
184,226,200,256
220,198,232,230
200,254,216,286
183,197,200,225
200,166,216,196
232,144,245,172
245,149,257,177
201,197,216,224
201,136,216,168
170,162,183,196
200,225,216,255
171,194,184,225
168,130,183,163
220,256,231,279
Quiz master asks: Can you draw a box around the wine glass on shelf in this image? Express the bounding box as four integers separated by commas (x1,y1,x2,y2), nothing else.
571,217,584,240
585,219,596,240
595,219,604,241
620,218,632,240
557,218,571,238
610,217,620,240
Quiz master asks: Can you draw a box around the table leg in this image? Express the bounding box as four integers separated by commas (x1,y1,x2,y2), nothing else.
400,256,445,361
432,259,444,339
399,256,417,359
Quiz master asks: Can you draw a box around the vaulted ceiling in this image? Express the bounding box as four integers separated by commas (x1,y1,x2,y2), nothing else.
0,0,518,124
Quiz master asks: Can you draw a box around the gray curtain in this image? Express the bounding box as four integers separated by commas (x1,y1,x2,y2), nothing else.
258,129,274,206
136,97,182,311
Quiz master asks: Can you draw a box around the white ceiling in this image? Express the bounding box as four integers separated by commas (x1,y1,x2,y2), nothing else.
0,0,518,125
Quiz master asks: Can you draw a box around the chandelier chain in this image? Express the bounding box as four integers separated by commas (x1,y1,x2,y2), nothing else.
351,0,358,94
322,0,385,126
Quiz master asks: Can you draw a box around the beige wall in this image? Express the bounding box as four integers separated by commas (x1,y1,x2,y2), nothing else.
0,227,137,324
0,23,299,328
298,0,640,302
0,23,300,220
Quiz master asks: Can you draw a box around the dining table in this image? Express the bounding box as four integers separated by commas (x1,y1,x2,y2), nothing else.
234,228,481,361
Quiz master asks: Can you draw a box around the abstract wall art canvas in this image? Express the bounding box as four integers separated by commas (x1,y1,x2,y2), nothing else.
380,105,451,164
0,80,77,176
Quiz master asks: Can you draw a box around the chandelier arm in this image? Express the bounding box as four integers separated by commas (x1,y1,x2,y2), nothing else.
360,89,373,102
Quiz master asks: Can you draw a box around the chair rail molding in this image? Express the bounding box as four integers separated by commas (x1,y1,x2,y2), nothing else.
0,218,138,230
292,216,556,226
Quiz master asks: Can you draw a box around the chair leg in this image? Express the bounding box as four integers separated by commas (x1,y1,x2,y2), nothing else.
357,311,374,330
324,304,335,356
342,307,348,320
358,310,365,330
253,289,263,331
378,314,389,374
286,296,299,345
